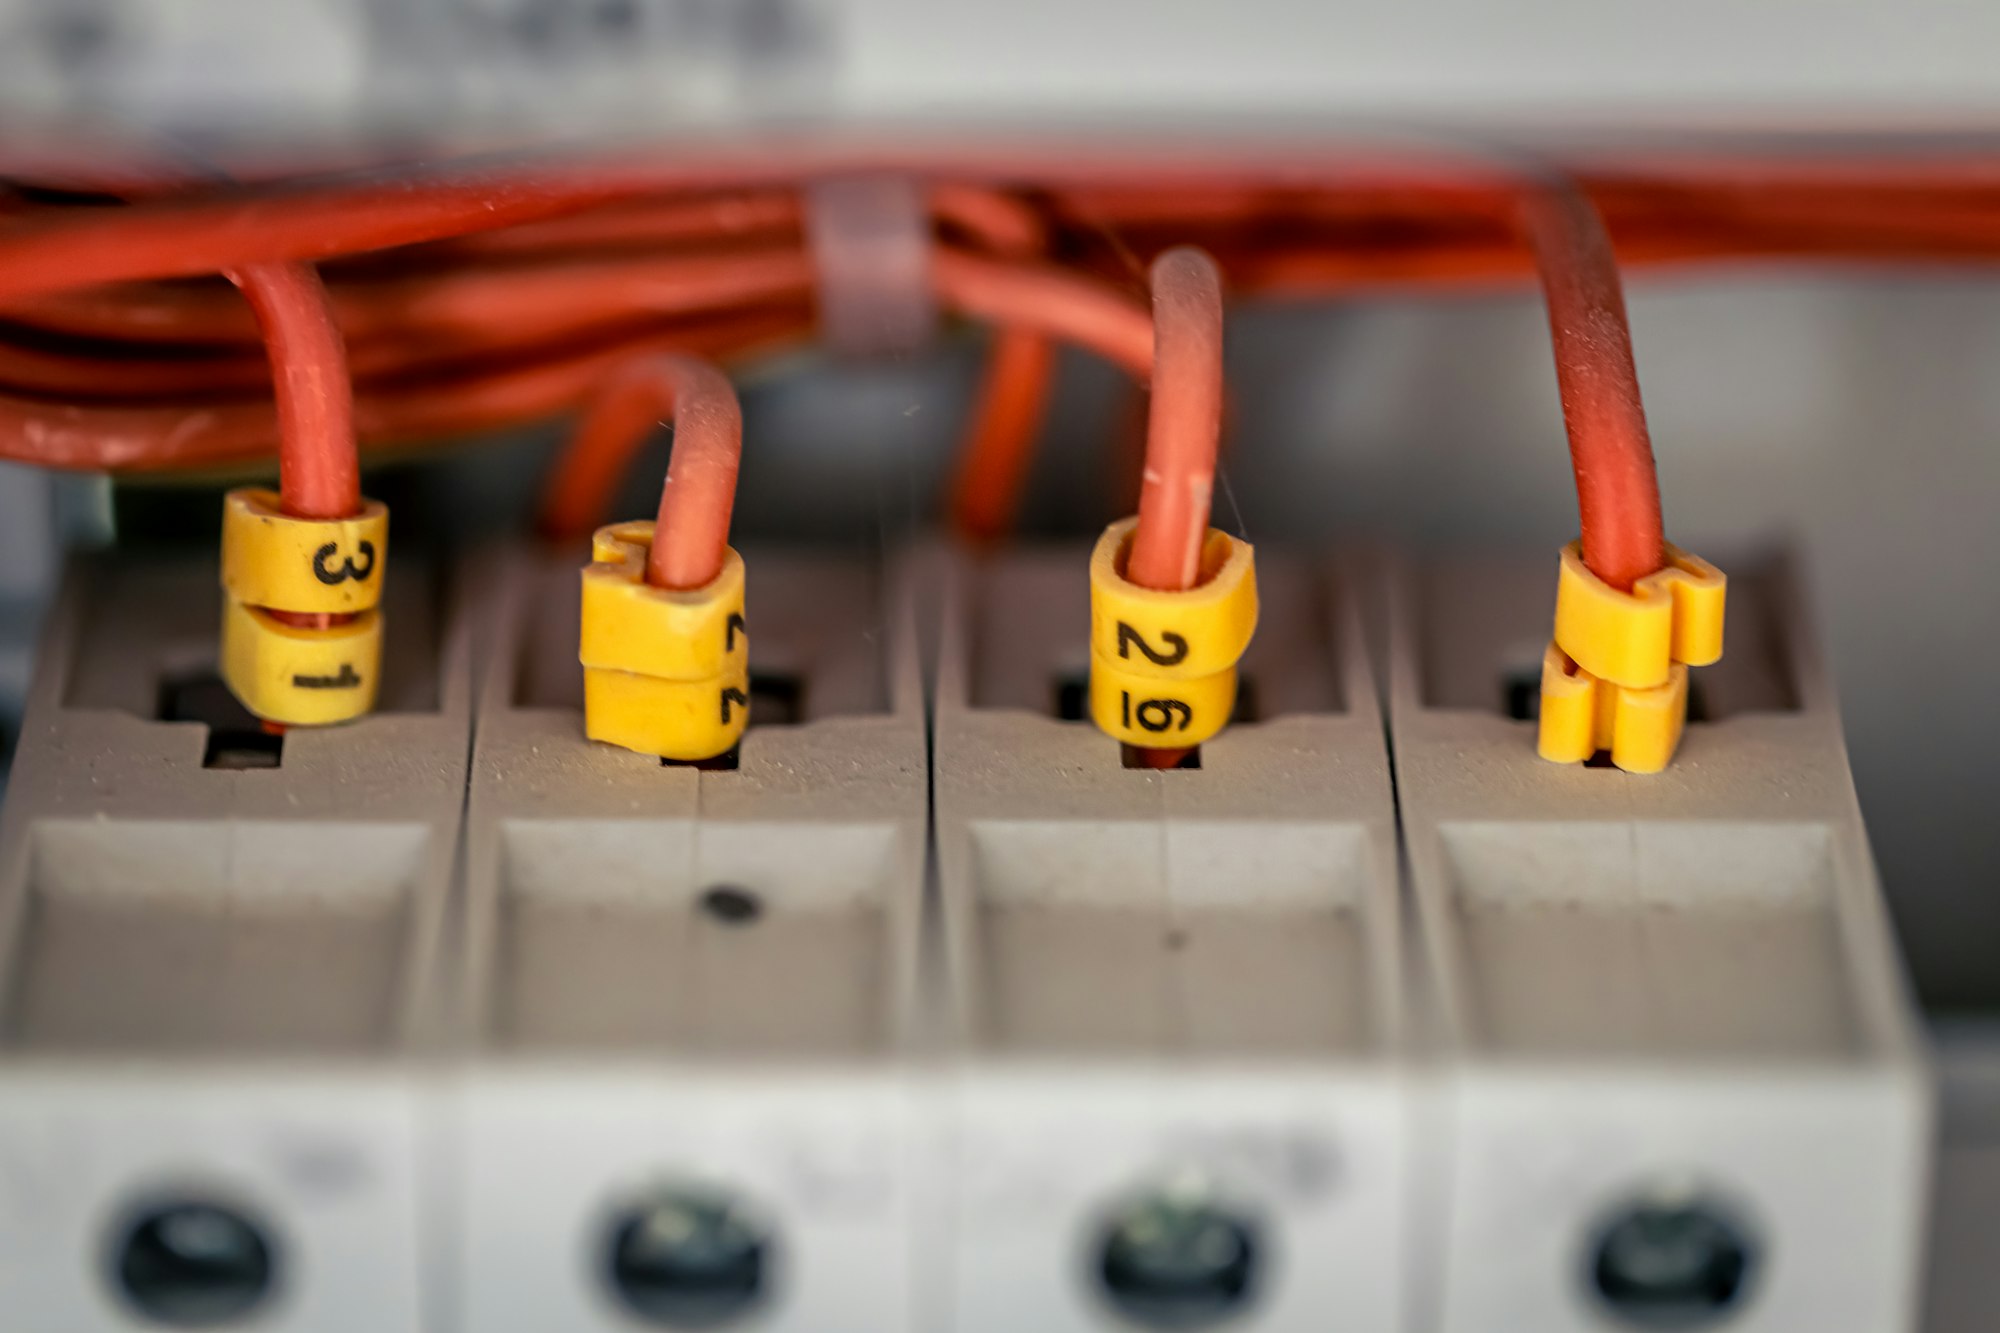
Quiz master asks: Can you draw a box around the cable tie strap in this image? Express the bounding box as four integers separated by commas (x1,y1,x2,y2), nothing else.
218,487,387,725
1538,540,1725,773
579,522,749,761
1087,517,1258,749
806,176,937,357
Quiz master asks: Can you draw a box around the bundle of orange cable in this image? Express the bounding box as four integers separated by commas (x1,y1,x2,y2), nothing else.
2,141,1997,576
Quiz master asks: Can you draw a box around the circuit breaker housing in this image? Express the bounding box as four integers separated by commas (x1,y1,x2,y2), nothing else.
0,552,472,1332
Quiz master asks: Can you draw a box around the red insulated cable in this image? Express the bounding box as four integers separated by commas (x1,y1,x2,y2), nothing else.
0,172,647,302
948,329,1059,543
930,249,1154,377
1517,188,1666,592
543,355,743,591
224,262,358,520
0,310,802,474
1127,247,1224,592
1126,246,1225,771
5,247,816,346
934,186,1060,543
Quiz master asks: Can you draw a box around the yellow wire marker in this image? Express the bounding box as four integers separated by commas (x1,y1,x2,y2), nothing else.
1537,540,1726,774
1087,516,1258,750
219,487,388,726
580,522,749,761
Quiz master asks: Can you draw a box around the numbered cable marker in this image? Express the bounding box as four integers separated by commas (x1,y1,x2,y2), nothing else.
580,521,750,761
1536,541,1725,773
1087,515,1258,750
219,487,388,725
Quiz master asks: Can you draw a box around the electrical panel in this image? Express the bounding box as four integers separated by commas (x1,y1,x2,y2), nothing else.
0,114,1989,1333
0,533,1936,1330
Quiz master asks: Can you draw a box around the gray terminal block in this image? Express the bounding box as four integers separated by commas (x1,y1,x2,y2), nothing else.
932,544,1408,1333
0,551,472,1333
453,542,929,1333
1384,550,1932,1333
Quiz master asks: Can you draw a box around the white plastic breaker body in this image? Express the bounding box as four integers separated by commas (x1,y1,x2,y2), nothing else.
1386,549,1930,1333
0,550,469,1333
454,543,930,1333
933,542,1410,1333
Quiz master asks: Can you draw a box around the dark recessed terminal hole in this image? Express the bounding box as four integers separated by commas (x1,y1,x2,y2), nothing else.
1096,1188,1262,1329
1588,1193,1758,1329
1054,671,1090,721
747,672,805,727
698,885,763,926
1503,664,1542,721
663,750,740,772
605,1188,772,1328
157,670,283,770
111,1198,279,1327
1122,743,1201,771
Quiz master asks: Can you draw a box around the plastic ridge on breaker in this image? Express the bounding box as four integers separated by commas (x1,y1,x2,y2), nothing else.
1538,540,1725,773
219,486,388,725
579,521,750,761
1087,515,1257,750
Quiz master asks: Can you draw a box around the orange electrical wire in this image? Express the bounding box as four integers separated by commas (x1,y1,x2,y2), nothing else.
0,309,802,473
1127,246,1226,769
543,355,743,591
929,249,1154,377
949,331,1058,543
13,148,2000,536
1517,188,1665,592
934,185,1061,544
407,191,803,260
3,248,815,346
224,262,358,520
1129,247,1225,591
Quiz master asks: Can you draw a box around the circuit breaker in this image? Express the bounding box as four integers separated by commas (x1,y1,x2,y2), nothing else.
451,543,929,1333
931,545,1408,1332
0,534,1941,1332
1386,550,1931,1333
0,552,473,1332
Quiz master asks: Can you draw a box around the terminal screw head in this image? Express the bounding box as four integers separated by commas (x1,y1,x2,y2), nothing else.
605,1186,772,1328
1588,1188,1758,1328
1095,1176,1262,1328
112,1199,278,1327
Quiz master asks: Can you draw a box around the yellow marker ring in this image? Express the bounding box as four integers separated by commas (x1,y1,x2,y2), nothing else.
220,599,382,726
1088,518,1257,680
579,522,750,761
1536,644,1690,776
583,661,753,762
1552,541,1725,690
221,488,389,616
1090,657,1241,748
1085,517,1258,749
580,523,747,681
